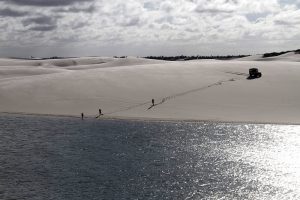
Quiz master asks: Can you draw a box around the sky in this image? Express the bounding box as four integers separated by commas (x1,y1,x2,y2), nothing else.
0,0,299,57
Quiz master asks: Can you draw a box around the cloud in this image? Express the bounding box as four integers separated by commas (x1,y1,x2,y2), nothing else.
122,17,141,26
0,0,299,57
29,25,57,31
0,7,28,17
272,9,300,26
279,0,300,7
55,5,96,13
245,12,269,22
143,2,159,11
274,20,291,25
160,1,175,13
71,21,89,29
1,0,94,7
195,7,234,14
20,15,60,32
22,15,59,26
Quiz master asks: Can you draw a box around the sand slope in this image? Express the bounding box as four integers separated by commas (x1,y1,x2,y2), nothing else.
238,52,300,62
0,56,299,124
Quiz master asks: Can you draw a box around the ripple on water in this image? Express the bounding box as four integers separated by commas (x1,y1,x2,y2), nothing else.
0,114,299,199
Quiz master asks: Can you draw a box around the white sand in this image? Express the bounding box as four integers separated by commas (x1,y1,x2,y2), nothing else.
0,53,299,124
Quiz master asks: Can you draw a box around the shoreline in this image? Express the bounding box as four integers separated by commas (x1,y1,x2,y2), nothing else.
1,111,299,126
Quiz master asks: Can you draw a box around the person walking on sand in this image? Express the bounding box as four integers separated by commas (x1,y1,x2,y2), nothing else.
81,113,84,120
152,99,155,106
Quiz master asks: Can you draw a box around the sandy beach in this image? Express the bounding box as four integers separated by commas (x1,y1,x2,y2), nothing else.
0,53,299,124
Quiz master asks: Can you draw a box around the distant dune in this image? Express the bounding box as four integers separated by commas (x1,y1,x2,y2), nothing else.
0,53,300,124
237,51,300,62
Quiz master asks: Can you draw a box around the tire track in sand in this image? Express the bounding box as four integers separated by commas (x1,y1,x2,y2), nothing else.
103,78,239,115
148,78,238,109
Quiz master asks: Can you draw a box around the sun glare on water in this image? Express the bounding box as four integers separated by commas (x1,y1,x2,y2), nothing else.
230,125,300,199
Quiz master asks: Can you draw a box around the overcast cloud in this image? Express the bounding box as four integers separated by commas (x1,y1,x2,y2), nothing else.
0,0,299,57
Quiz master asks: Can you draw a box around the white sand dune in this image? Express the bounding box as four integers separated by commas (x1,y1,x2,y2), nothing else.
0,55,299,124
238,52,300,62
0,57,113,67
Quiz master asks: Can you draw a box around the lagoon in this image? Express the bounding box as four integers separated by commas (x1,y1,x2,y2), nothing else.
0,114,299,199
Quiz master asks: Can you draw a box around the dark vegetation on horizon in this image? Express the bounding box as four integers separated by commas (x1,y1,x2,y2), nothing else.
263,49,300,58
8,49,299,60
146,49,300,61
144,55,250,61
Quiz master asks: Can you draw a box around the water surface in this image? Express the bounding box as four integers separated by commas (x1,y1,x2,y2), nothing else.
0,114,299,199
